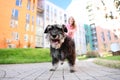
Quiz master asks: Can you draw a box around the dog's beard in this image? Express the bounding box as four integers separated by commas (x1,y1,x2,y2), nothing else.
48,34,66,49
51,39,61,49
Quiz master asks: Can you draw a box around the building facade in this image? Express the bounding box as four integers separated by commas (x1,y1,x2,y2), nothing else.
96,26,120,52
36,0,44,48
0,0,44,48
84,24,94,51
84,24,120,52
0,0,68,48
85,0,120,52
43,0,67,48
66,0,87,54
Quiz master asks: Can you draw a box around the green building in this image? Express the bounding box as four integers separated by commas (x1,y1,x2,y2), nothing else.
84,24,94,51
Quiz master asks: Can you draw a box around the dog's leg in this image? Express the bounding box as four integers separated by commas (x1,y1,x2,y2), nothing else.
67,55,76,73
59,51,65,65
70,65,75,73
50,58,59,71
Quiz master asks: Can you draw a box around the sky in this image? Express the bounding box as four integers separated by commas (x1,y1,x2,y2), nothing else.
48,0,72,9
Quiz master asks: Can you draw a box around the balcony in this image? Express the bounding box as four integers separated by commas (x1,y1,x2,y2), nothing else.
37,6,44,13
37,0,44,13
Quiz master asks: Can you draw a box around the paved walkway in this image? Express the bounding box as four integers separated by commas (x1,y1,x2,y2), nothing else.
0,59,120,80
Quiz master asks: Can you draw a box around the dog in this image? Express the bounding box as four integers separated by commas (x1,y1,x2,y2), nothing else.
44,24,76,73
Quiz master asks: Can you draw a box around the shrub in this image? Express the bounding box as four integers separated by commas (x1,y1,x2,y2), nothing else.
86,51,100,58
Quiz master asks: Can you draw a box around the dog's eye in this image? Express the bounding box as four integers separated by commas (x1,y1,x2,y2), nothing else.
48,28,52,31
49,28,52,30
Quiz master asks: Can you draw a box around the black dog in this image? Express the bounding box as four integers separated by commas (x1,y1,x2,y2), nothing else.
44,24,76,72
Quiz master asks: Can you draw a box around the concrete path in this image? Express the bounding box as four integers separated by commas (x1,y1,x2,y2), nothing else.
0,59,120,80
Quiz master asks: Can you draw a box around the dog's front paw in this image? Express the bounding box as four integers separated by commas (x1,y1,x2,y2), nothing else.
70,69,75,73
50,68,56,71
50,66,57,71
70,66,76,73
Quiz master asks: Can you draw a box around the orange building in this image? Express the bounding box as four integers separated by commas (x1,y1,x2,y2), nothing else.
0,0,44,48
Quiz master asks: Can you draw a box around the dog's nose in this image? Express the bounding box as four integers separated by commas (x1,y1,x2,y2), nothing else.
52,35,57,38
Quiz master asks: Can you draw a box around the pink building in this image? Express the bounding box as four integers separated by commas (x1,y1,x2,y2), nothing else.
96,26,120,52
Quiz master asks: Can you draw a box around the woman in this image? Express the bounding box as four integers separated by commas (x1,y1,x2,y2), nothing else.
66,16,77,39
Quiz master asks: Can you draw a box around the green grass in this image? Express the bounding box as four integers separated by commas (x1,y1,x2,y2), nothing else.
100,55,120,61
77,55,88,60
0,48,51,64
94,56,120,69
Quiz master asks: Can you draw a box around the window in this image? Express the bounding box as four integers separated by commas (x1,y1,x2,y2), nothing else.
36,16,40,26
11,9,19,27
32,16,34,25
10,20,15,27
114,34,118,40
31,25,34,31
64,14,67,23
24,34,29,42
46,5,50,19
107,31,111,40
46,5,49,12
26,14,30,23
8,44,16,48
27,0,31,10
16,0,22,6
25,23,30,31
12,9,19,20
54,9,57,16
101,32,105,42
10,19,18,28
12,32,19,40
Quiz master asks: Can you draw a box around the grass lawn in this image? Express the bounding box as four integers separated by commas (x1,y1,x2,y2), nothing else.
100,55,120,61
77,55,88,60
0,48,51,64
94,55,120,69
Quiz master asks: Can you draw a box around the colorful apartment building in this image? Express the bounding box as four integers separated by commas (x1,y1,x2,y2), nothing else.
84,24,120,52
96,26,120,52
84,24,94,51
85,0,120,53
0,0,44,48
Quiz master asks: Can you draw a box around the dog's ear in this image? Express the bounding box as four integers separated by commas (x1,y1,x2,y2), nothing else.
44,25,51,33
62,24,68,33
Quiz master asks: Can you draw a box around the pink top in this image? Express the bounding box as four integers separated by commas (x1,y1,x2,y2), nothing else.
66,24,76,39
